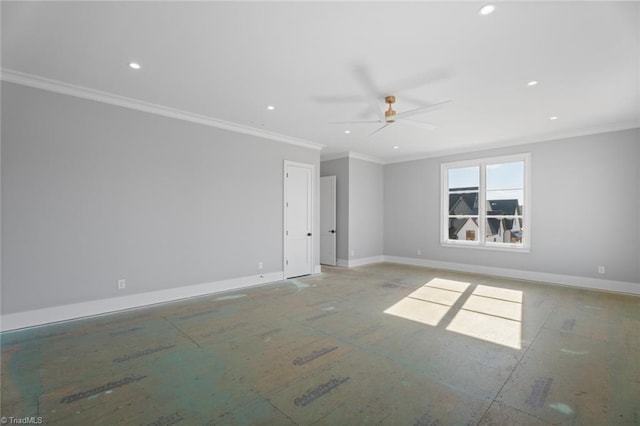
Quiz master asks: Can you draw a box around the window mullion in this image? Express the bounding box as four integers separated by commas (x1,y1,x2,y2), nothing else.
478,163,486,245
441,164,448,243
441,153,529,251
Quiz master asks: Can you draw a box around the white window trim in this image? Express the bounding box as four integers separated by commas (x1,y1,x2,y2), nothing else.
440,153,531,253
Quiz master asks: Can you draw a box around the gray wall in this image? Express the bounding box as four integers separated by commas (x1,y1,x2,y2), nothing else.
349,158,384,260
1,82,320,314
320,158,349,261
321,156,384,263
385,128,640,284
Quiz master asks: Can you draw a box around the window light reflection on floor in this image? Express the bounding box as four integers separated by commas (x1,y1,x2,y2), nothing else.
383,278,469,326
384,278,523,349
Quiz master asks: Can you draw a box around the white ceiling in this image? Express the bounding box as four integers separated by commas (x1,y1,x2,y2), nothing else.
2,1,639,163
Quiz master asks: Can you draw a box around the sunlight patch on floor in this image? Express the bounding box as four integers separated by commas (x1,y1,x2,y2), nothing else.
446,309,521,349
460,294,522,321
384,278,523,349
410,286,464,306
384,278,469,326
473,284,523,303
384,298,452,326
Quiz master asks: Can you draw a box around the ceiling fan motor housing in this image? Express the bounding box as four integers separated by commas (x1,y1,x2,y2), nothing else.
385,95,396,123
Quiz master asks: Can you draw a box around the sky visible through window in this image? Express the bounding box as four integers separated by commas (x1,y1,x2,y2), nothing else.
449,161,524,205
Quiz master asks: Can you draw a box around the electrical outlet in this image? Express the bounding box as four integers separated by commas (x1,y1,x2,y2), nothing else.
417,249,422,255
597,266,605,274
117,279,126,289
258,262,263,270
351,249,355,257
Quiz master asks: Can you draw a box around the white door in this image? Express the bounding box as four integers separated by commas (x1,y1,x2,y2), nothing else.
284,161,313,278
320,176,337,266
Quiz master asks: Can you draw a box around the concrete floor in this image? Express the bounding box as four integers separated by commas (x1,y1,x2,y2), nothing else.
1,263,639,425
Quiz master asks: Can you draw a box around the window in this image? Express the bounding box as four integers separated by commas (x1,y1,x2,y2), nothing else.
441,153,530,251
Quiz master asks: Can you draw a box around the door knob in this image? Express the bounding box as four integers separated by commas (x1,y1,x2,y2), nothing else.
307,233,312,236
330,230,336,233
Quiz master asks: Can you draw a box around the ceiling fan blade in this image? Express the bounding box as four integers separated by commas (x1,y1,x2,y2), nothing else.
368,124,389,137
394,100,452,120
329,120,382,125
391,68,452,92
397,118,437,131
353,64,385,121
311,94,365,103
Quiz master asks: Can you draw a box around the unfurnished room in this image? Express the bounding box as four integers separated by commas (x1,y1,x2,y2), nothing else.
1,1,639,425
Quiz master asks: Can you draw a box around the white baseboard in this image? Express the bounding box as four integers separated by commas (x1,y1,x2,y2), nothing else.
383,256,640,296
0,271,284,332
336,255,384,268
348,255,385,267
314,264,322,274
6,257,636,332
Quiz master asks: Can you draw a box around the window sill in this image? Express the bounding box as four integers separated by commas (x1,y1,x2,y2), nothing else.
441,241,530,253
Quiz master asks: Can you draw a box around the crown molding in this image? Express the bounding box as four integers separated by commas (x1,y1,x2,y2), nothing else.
348,151,385,164
1,68,325,151
385,124,640,165
321,151,385,164
320,152,350,162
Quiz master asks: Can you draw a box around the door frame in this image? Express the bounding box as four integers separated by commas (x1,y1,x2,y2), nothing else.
283,160,315,279
320,175,337,266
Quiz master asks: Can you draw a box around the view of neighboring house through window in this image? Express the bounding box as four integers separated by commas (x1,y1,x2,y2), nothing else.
442,154,530,251
447,166,479,242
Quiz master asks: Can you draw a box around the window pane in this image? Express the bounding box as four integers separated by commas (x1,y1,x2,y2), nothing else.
486,193,523,216
486,218,523,244
449,217,479,241
486,161,524,244
448,166,479,190
449,166,479,217
449,191,479,215
486,161,523,191
486,189,524,209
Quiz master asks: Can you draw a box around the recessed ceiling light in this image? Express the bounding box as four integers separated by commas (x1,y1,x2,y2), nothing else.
393,146,399,150
527,80,539,86
128,62,141,70
345,130,351,134
550,116,558,120
479,4,495,16
267,105,275,110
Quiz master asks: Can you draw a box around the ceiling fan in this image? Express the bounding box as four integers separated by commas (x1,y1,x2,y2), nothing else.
330,95,451,136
